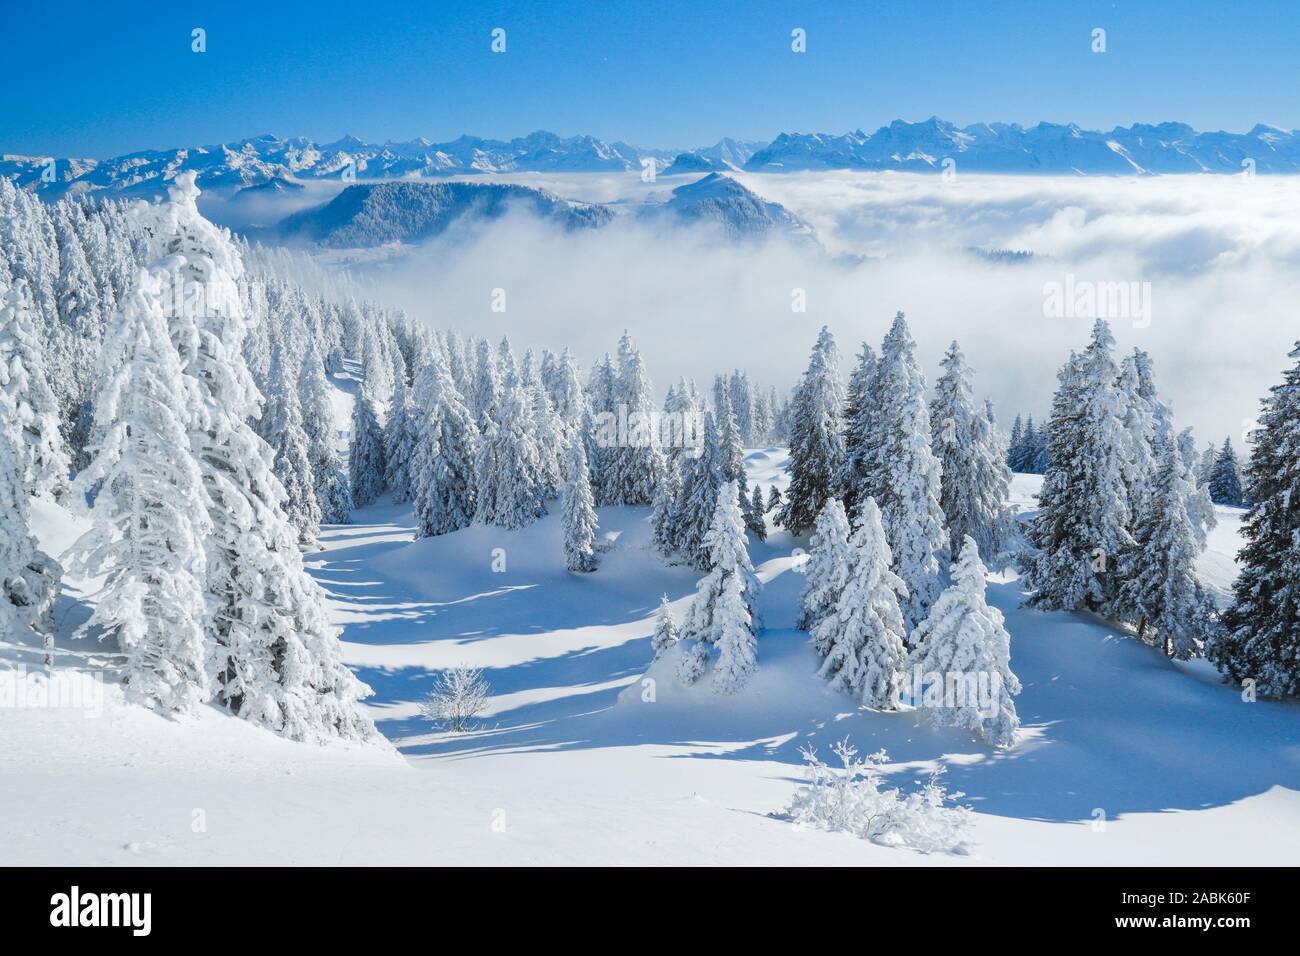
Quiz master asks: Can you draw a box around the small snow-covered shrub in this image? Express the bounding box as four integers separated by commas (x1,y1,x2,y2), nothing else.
675,641,710,685
784,738,972,854
420,666,491,732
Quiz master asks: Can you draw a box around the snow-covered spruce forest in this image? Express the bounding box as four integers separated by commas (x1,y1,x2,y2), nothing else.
3,172,1300,864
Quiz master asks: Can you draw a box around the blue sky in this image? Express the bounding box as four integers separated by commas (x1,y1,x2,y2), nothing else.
3,0,1298,157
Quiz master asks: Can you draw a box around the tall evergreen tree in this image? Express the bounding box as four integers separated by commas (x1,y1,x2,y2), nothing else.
474,377,547,529
383,375,419,503
470,336,501,432
814,498,909,709
651,454,682,557
1026,322,1134,613
746,483,768,540
68,265,211,713
0,402,61,666
300,341,352,524
412,350,479,537
908,536,1022,747
670,412,726,570
348,391,386,508
265,344,321,546
1006,414,1024,471
798,497,853,644
777,326,844,535
562,439,599,572
1196,441,1217,487
605,332,662,505
835,341,878,517
931,341,1014,565
0,278,69,497
1211,343,1300,697
1114,439,1218,659
869,314,948,631
1208,438,1244,507
585,352,617,505
1175,427,1217,549
678,481,762,694
132,173,378,742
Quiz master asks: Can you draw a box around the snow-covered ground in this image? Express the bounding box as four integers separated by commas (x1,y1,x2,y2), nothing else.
4,459,1299,865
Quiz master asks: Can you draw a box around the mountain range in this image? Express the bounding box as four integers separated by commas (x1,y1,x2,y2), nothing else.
6,118,1300,199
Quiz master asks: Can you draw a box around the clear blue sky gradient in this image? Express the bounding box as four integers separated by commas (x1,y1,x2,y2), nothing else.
3,0,1298,157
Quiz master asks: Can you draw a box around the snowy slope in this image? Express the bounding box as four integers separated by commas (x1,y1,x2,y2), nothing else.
5,456,1300,865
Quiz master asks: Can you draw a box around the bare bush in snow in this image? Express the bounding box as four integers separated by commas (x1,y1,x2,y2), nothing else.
420,666,491,732
785,737,972,854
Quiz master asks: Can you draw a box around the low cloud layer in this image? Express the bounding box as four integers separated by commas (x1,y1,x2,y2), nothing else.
323,171,1300,451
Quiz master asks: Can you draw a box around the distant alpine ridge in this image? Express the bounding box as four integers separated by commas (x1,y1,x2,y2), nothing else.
5,118,1298,198
260,175,808,249
273,181,611,247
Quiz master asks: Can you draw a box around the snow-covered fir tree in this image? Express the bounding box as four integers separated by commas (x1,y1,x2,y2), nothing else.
1133,348,1173,457
0,405,61,665
547,347,589,467
746,483,768,540
474,375,547,529
667,412,726,569
359,320,394,406
1208,438,1243,506
52,203,106,462
662,376,703,469
1114,351,1159,530
931,341,1014,565
584,352,617,504
751,387,773,446
131,173,378,742
907,535,1022,747
411,348,479,537
1196,441,1217,487
1176,427,1217,549
678,480,762,694
1114,439,1218,659
835,340,878,518
383,375,419,503
729,369,754,444
1211,342,1300,697
1026,322,1135,613
766,485,782,513
348,391,386,508
651,594,679,660
0,278,69,497
1007,415,1046,474
299,341,352,524
868,313,947,631
67,265,211,713
522,349,565,499
1007,415,1024,469
777,326,844,535
562,439,599,572
470,336,501,433
604,332,662,506
650,453,682,557
798,496,853,644
813,498,909,710
264,343,321,546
